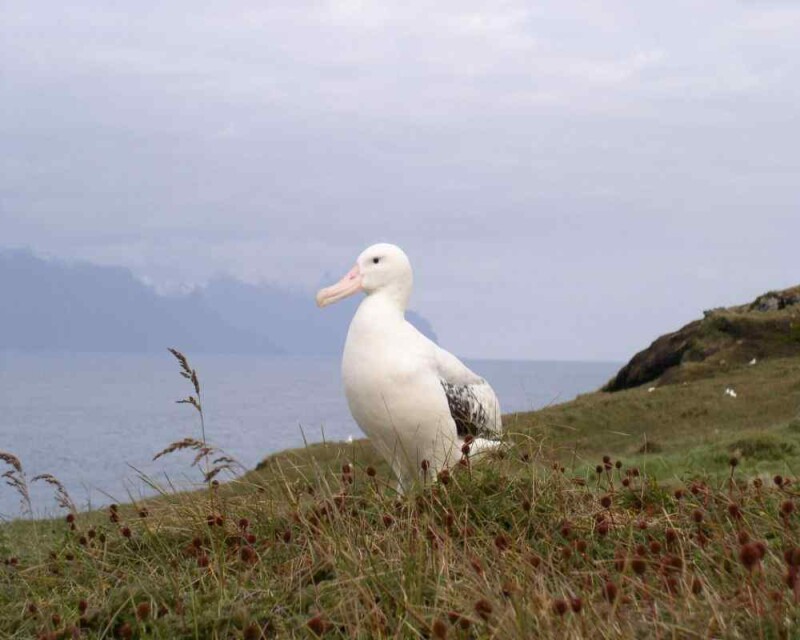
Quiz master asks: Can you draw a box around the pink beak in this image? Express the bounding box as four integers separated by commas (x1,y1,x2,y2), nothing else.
316,264,363,308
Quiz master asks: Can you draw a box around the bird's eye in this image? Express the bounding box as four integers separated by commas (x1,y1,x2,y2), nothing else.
372,257,380,264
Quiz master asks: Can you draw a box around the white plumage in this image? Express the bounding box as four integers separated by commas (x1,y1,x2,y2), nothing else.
316,243,502,490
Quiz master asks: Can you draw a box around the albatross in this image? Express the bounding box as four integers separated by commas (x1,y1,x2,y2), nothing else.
316,243,502,491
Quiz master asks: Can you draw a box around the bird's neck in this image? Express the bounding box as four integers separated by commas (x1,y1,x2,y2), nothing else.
353,291,407,327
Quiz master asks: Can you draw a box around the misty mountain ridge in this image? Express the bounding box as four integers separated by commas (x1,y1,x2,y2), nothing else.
0,249,437,354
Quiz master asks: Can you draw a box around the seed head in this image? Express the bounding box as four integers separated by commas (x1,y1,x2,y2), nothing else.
240,546,256,563
784,547,800,567
570,597,583,613
739,543,761,571
474,598,493,620
691,576,703,595
595,465,603,474
649,540,662,555
600,495,612,509
728,503,742,519
691,509,704,523
238,518,250,530
243,622,262,640
661,555,682,574
494,533,510,552
136,602,151,621
470,557,485,576
602,581,618,603
432,618,449,639
631,556,647,576
781,500,795,516
665,576,680,594
307,614,331,636
774,475,784,487
552,598,568,616
366,466,376,477
121,526,132,539
729,456,739,468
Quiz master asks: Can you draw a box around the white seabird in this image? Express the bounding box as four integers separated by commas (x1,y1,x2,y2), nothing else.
316,243,502,491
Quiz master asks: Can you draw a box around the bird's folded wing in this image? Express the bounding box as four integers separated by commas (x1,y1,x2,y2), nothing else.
435,346,502,438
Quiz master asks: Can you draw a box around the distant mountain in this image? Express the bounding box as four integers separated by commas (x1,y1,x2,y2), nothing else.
0,249,437,354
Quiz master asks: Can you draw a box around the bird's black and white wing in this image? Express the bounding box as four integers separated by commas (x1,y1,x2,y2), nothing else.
435,346,502,440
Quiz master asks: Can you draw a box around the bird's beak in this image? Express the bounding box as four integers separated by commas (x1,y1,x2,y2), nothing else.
316,264,363,308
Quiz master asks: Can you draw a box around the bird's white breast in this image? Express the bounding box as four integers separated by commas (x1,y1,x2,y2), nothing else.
341,298,459,478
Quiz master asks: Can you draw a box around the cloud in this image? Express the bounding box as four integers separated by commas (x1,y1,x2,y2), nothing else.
1,0,799,359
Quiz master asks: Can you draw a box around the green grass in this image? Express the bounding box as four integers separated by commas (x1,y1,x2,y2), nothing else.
2,354,800,638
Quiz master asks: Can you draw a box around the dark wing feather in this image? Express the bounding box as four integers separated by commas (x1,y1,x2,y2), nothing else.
441,381,494,439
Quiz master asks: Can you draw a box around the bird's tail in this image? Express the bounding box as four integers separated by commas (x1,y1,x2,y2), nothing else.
466,437,502,457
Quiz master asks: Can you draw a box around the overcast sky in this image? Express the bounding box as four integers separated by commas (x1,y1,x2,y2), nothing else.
1,1,798,360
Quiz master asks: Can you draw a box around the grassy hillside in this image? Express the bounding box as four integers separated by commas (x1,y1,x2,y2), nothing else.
2,329,800,637
604,284,800,391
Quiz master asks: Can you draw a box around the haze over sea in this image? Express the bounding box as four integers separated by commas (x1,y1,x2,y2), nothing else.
0,353,617,518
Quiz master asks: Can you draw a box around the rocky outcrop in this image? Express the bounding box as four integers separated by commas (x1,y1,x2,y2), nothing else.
603,284,800,392
749,290,800,313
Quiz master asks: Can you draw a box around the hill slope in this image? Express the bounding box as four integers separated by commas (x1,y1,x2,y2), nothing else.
603,284,800,392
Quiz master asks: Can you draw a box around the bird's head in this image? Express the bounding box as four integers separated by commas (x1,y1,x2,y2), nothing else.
316,243,413,309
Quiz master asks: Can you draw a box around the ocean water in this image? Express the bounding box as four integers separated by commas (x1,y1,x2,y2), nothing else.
0,353,618,517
